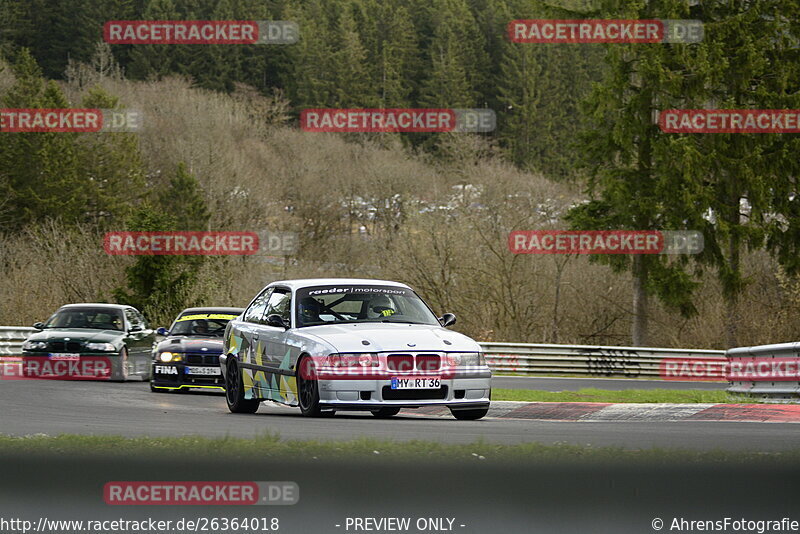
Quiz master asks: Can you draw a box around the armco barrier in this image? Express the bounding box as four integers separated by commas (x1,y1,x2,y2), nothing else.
727,343,800,400
479,342,725,378
0,325,725,380
0,326,35,357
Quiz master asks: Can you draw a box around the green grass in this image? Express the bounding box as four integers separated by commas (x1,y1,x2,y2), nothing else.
491,387,754,404
0,433,797,463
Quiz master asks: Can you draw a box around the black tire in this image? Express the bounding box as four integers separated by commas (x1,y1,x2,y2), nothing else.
110,348,129,382
225,358,260,414
371,407,401,418
297,356,327,417
450,407,489,421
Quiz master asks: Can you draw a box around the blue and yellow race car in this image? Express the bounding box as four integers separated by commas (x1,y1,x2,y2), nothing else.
150,307,244,392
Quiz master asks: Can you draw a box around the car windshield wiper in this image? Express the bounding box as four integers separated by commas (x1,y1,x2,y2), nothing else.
379,319,427,324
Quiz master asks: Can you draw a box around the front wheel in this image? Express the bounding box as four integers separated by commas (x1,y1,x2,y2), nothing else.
297,356,328,417
110,348,129,382
450,407,489,420
225,359,260,414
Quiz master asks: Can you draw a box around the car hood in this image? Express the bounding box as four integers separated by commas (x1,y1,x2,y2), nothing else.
156,336,224,354
27,328,123,343
299,323,481,354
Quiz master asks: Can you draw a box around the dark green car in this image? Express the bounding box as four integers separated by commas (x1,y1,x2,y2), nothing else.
21,304,155,381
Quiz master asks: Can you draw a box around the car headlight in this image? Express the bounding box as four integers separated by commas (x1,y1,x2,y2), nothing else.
159,352,183,362
86,342,116,352
446,352,485,367
325,353,379,367
22,340,47,351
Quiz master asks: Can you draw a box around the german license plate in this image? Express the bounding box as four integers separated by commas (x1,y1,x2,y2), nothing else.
185,366,221,376
49,353,80,360
391,376,441,389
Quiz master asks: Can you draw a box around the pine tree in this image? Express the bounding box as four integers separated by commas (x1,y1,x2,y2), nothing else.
0,50,144,231
113,162,211,320
80,85,147,223
330,3,378,107
157,162,211,231
421,23,475,108
127,0,181,80
186,0,242,92
420,0,489,108
496,31,543,169
377,3,419,107
0,50,87,228
662,0,800,347
282,0,336,108
566,0,702,345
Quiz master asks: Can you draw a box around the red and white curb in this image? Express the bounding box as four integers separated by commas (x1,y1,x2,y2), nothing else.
404,401,800,423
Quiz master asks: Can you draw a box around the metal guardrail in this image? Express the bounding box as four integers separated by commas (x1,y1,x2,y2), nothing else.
480,341,725,378
0,325,725,380
0,327,35,357
727,343,800,400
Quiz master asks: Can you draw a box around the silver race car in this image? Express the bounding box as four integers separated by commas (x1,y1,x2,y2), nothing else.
220,279,491,419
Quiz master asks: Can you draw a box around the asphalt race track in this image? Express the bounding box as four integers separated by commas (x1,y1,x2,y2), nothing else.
0,379,796,451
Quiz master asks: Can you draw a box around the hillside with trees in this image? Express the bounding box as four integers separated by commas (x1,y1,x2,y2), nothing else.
1,0,799,349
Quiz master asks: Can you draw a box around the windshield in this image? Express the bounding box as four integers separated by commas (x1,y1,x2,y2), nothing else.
169,312,238,337
45,308,124,331
295,285,439,328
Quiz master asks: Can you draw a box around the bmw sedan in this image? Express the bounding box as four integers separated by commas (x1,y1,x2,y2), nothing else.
21,303,155,381
220,279,491,420
151,307,244,392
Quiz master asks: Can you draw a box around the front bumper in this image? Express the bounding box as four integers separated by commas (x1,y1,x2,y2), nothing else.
151,361,224,391
316,370,491,410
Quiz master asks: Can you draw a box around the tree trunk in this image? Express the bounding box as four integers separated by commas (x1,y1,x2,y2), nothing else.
551,256,568,344
631,255,648,346
725,231,740,348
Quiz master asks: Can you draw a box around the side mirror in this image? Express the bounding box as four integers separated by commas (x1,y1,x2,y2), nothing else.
156,327,169,336
32,322,45,330
438,313,457,328
266,314,289,329
129,324,143,333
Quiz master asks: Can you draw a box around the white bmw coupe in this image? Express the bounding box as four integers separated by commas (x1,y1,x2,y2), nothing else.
221,279,491,419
